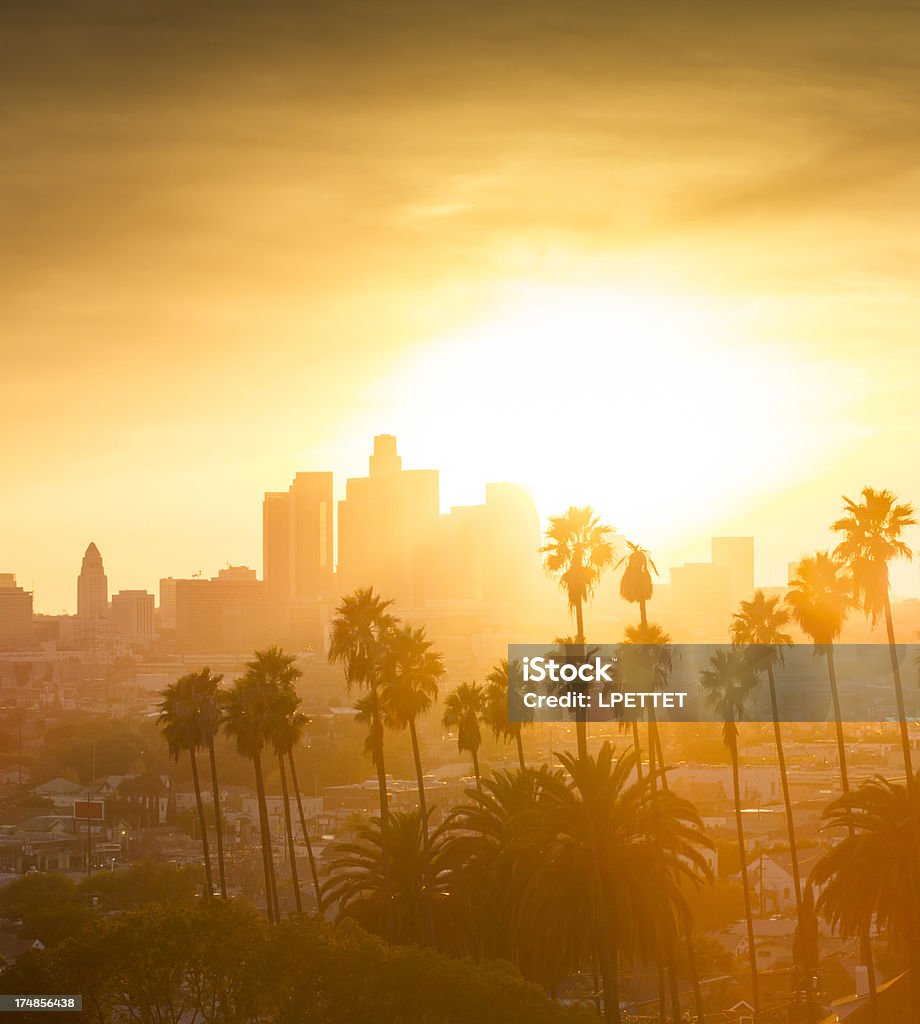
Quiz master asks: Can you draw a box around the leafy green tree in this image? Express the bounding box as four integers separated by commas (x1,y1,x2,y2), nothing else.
442,682,487,790
0,873,88,946
541,506,615,758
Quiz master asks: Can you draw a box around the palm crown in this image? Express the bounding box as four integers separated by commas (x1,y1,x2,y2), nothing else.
541,506,615,623
786,552,853,647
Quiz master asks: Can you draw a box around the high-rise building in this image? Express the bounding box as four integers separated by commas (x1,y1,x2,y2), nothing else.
0,573,33,650
711,536,755,607
111,590,155,645
435,483,542,607
337,435,440,606
77,542,108,620
262,472,333,603
159,577,178,631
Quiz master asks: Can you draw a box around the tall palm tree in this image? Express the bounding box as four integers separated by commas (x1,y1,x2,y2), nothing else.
221,670,279,923
380,625,445,840
786,553,855,792
282,711,324,915
328,588,398,931
832,487,917,784
618,622,686,1024
786,552,879,1018
379,623,445,946
700,647,760,1017
193,668,228,900
253,647,308,916
483,659,532,770
730,591,814,1014
442,682,486,790
541,506,615,759
811,775,920,1023
158,672,215,899
617,540,658,629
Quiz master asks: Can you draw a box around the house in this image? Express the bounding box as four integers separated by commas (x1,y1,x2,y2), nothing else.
0,764,31,786
0,931,44,964
28,777,85,810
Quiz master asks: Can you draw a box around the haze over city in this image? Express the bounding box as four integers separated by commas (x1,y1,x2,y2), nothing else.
5,1,920,611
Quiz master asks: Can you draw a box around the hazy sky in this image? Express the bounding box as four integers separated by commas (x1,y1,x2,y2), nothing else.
4,1,920,612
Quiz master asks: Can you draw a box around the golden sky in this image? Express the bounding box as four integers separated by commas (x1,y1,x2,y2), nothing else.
4,1,920,612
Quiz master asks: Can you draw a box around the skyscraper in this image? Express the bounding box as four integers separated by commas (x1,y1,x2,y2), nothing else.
111,590,155,645
0,573,33,650
337,435,439,607
262,471,333,604
711,536,755,608
77,542,108,620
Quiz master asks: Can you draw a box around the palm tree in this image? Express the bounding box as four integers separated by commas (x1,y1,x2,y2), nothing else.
541,506,615,759
253,647,309,916
730,591,814,1014
193,669,228,900
786,553,879,1017
483,659,532,770
786,553,855,792
811,775,920,1023
832,487,917,783
281,710,324,915
380,625,445,840
379,623,445,946
442,682,486,790
617,540,658,628
618,622,686,1023
513,744,712,1024
325,809,436,946
221,670,279,923
700,647,760,1017
158,672,215,899
328,588,398,931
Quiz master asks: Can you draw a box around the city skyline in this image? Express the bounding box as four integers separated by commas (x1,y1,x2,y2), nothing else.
6,2,920,614
7,431,920,620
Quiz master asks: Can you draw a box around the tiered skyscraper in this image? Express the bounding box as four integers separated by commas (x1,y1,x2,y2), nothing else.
77,542,108,620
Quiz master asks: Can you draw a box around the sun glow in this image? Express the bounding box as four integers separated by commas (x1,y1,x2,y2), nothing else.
351,281,852,555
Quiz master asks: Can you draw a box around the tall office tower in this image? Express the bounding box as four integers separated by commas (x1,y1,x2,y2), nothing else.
711,536,755,607
111,590,155,645
0,573,33,650
337,435,440,607
436,483,543,607
262,472,333,603
77,542,108,620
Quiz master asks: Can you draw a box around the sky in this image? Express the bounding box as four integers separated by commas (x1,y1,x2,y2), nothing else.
4,0,920,612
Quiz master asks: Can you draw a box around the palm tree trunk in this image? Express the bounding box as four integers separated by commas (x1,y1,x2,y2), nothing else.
684,912,705,1024
589,830,620,1023
369,683,392,938
649,715,681,1024
767,663,812,1015
252,749,279,923
189,748,214,898
574,598,588,760
884,594,915,784
409,717,438,948
471,746,482,791
631,721,643,780
278,754,302,914
207,738,227,899
287,752,323,914
730,737,760,1016
515,729,526,771
826,646,880,1021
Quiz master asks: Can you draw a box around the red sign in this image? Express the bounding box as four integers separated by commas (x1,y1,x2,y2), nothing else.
74,800,105,821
